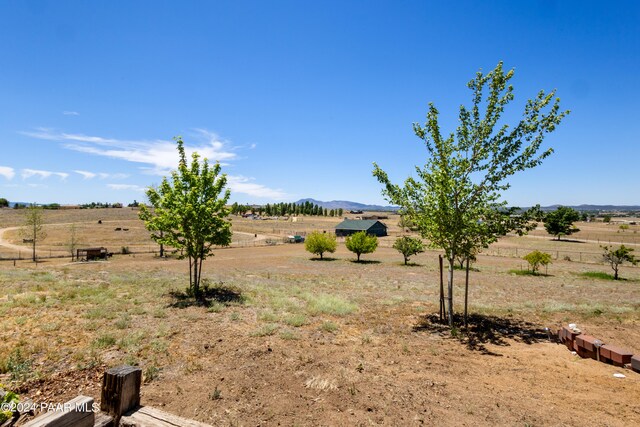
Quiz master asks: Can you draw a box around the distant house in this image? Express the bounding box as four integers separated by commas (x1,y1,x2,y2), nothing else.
335,219,388,237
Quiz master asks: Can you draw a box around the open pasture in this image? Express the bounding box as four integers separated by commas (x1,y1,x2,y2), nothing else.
0,209,639,426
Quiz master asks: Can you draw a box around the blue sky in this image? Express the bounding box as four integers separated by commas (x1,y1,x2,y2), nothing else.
0,1,638,206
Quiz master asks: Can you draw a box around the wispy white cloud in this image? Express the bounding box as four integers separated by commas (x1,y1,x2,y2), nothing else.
63,111,80,116
107,184,145,192
23,128,288,200
22,169,69,180
74,170,96,179
0,166,15,180
227,175,288,200
74,170,129,180
22,128,237,175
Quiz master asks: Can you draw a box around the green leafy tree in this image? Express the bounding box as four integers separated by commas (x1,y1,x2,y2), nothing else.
20,204,47,262
304,231,337,259
337,208,344,217
0,198,9,208
601,245,637,280
393,236,425,265
345,231,378,262
602,214,612,223
544,206,580,240
373,62,568,327
523,250,552,274
139,137,232,299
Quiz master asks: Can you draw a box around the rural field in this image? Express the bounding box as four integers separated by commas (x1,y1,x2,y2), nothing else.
1,208,639,426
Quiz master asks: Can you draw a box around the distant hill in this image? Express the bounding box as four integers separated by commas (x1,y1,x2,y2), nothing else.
294,199,640,213
539,204,640,212
295,198,398,212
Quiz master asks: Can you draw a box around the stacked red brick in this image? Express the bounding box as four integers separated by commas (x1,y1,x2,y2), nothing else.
558,326,639,372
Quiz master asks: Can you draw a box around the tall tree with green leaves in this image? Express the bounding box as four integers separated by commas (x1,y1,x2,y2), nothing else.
544,206,581,240
373,62,569,327
139,137,232,299
20,204,47,262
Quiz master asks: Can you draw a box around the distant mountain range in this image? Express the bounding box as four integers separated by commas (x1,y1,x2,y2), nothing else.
296,199,640,213
295,199,398,212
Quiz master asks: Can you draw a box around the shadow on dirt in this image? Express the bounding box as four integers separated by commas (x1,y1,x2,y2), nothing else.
413,313,555,356
310,257,338,261
169,281,245,308
350,260,381,264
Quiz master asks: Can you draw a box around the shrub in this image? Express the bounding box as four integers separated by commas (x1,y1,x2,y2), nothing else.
523,250,552,274
345,231,378,262
392,236,425,265
304,231,337,259
601,245,637,280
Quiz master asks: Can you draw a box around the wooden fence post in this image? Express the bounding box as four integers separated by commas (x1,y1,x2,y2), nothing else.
100,365,142,423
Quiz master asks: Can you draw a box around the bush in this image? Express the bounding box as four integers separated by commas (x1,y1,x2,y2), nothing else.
345,231,378,262
393,236,425,265
304,231,337,259
523,250,552,274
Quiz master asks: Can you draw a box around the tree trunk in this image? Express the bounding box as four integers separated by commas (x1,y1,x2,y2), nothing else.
614,266,619,280
404,256,408,265
357,253,361,262
464,258,470,329
439,255,444,322
447,257,454,328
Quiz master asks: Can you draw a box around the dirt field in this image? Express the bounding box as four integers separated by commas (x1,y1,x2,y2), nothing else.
1,209,639,426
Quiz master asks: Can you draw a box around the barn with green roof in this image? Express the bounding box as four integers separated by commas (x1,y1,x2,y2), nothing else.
334,219,388,237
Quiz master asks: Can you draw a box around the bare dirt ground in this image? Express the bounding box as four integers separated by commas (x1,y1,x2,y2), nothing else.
1,209,639,426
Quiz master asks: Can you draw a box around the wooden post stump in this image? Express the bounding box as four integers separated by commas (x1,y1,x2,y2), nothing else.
100,365,142,423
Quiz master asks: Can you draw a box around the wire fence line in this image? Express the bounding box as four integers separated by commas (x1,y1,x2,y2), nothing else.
1,234,637,269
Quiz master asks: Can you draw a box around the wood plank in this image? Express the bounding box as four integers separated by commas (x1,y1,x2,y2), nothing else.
119,406,213,427
23,396,95,427
93,412,115,427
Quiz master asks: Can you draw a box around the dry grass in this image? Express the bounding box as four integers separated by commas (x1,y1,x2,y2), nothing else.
0,209,639,425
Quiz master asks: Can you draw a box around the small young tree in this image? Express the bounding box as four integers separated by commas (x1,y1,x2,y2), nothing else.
20,204,47,262
67,223,81,261
345,231,378,262
374,62,568,327
601,245,637,280
523,250,552,274
304,231,337,259
393,236,425,265
544,206,581,240
139,137,232,299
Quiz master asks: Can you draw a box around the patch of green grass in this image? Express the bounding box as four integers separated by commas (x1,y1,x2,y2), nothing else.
305,294,357,316
92,334,116,349
144,365,160,383
320,321,338,333
150,339,168,353
251,323,279,337
153,308,168,319
229,312,241,321
41,322,60,332
579,271,616,280
114,314,131,329
207,301,225,313
284,314,307,327
0,348,32,381
258,311,279,322
508,269,547,276
118,331,146,351
279,330,299,340
85,307,116,320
